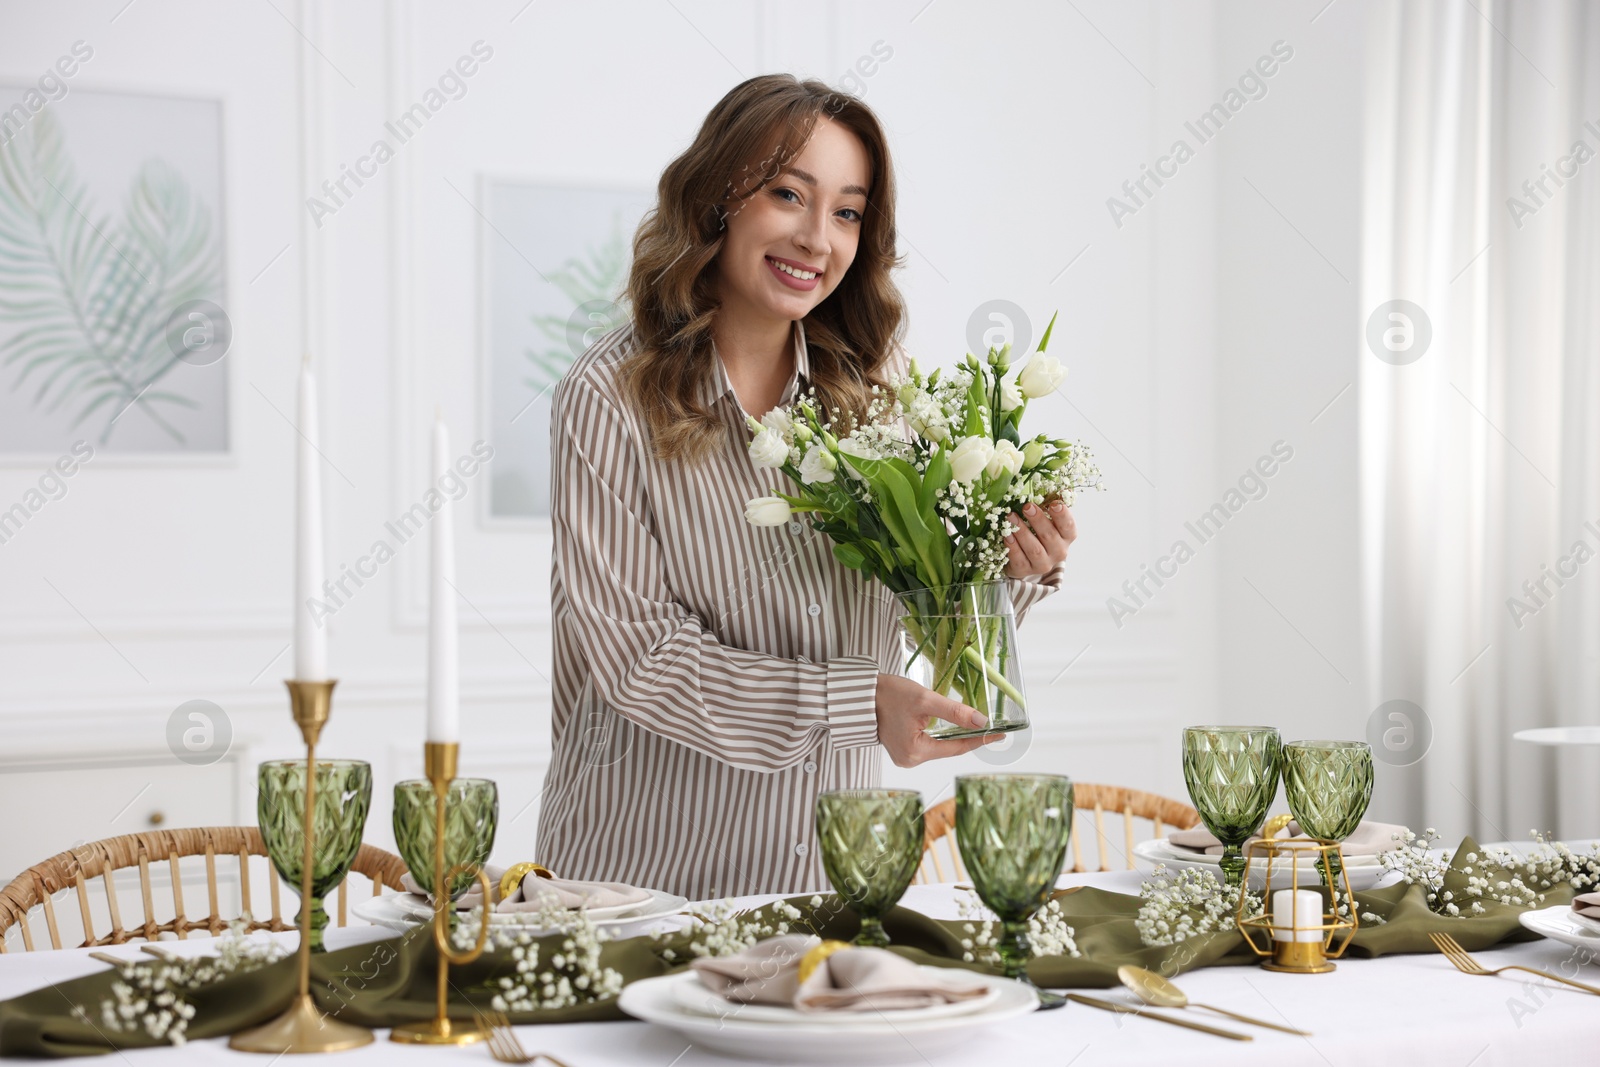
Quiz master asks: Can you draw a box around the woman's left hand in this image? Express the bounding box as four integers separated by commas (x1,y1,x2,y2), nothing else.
1003,498,1076,579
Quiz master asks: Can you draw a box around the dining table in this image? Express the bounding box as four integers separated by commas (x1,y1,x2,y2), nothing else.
1,870,1594,1066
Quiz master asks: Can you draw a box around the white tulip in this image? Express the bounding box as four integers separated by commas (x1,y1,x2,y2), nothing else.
986,439,1024,480
760,408,793,441
1018,355,1066,398
999,379,1024,412
799,446,837,485
949,436,994,483
744,496,792,526
837,435,880,462
748,428,789,469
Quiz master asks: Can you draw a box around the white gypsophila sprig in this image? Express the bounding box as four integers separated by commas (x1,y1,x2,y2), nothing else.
655,896,816,962
1459,831,1600,913
953,891,1081,963
69,916,289,1047
450,899,625,1012
1377,828,1455,913
1134,866,1262,946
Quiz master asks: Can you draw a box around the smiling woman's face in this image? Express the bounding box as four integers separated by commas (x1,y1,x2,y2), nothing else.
715,116,872,326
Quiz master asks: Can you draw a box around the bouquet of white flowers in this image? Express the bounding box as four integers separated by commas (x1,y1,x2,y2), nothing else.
743,311,1101,736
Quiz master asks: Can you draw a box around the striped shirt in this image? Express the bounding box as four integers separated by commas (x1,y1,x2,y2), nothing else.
533,318,1065,898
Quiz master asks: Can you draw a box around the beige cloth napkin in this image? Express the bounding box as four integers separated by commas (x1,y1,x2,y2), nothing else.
690,934,990,1013
1167,819,1408,858
400,864,651,913
1572,891,1600,920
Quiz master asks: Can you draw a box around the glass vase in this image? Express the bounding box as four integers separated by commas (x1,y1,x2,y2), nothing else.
895,580,1028,739
257,759,372,953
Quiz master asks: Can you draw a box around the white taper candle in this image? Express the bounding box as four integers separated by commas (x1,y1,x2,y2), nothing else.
294,355,329,681
426,411,459,743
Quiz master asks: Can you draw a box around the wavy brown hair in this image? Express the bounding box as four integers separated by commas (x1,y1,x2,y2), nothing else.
621,74,907,464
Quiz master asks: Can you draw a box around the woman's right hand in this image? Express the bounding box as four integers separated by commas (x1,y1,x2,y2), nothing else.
874,674,1004,768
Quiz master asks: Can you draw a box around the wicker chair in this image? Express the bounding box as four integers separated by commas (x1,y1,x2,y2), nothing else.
0,827,409,952
916,784,1201,884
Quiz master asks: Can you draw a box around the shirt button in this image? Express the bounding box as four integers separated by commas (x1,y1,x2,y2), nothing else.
788,520,803,534
793,842,809,857
807,603,822,617
803,760,817,774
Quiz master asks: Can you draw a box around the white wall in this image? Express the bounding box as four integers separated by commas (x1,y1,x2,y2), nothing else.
0,0,1382,883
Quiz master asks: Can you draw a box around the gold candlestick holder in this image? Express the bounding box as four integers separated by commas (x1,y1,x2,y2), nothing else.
1234,838,1359,974
231,680,375,1053
390,741,494,1045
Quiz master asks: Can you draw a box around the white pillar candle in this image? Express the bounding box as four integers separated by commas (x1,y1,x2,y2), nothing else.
1271,888,1323,942
426,412,459,744
294,355,329,681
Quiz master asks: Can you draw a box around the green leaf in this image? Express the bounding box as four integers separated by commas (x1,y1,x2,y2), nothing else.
918,447,952,516
831,543,867,570
1038,309,1059,352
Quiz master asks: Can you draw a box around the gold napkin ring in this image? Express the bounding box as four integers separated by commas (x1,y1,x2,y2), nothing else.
499,862,554,901
797,939,850,985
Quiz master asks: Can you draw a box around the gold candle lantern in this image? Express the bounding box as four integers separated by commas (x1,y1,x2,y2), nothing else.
231,680,375,1053
1234,839,1359,973
389,741,494,1045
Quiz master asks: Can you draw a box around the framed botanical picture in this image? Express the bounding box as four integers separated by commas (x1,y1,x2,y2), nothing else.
0,85,228,457
478,179,651,520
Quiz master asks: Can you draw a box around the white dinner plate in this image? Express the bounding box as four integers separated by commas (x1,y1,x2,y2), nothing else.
1133,838,1390,890
668,971,1003,1026
354,888,690,934
1519,904,1600,952
619,968,1037,1063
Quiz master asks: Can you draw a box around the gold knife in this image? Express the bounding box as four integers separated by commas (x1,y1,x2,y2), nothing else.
1065,994,1253,1041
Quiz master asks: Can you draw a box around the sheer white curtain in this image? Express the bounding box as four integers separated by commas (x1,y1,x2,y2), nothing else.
1359,0,1600,841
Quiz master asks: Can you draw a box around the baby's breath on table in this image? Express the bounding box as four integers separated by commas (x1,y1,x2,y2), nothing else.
449,900,625,1012
657,896,815,961
954,890,1081,963
1134,865,1261,946
69,917,289,1047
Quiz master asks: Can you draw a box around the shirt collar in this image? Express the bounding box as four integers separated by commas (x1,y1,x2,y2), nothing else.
702,318,812,416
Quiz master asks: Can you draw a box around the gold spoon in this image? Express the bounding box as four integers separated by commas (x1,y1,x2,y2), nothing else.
1117,965,1313,1036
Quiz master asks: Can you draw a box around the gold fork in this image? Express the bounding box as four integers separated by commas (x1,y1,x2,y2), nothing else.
472,1009,575,1066
1429,931,1600,995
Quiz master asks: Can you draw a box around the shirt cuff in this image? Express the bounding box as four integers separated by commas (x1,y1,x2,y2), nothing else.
824,655,880,749
1008,560,1067,624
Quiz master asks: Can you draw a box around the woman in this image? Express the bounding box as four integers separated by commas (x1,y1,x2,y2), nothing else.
534,75,1077,899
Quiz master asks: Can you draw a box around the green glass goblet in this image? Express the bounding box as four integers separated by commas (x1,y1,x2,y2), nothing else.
393,778,499,910
1283,740,1374,888
257,759,372,953
815,789,925,947
954,774,1074,1011
1182,726,1282,890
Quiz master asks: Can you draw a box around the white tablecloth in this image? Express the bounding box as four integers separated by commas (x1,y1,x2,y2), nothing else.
2,872,1595,1064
